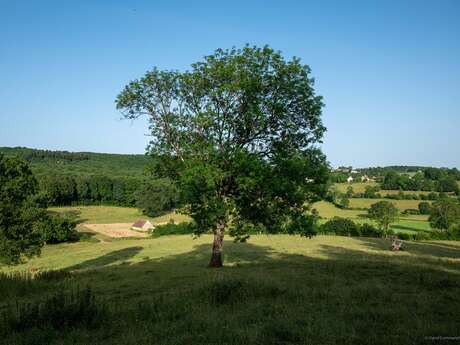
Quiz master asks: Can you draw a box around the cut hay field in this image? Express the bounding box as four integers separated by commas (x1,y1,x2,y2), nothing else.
1,235,459,344
49,205,191,224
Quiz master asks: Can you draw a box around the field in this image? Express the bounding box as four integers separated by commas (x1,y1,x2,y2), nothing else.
334,182,435,197
49,205,191,224
312,201,431,233
1,233,459,344
348,198,430,211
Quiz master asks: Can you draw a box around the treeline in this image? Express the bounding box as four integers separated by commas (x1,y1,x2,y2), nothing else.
382,170,459,193
358,166,460,179
38,175,142,207
38,174,180,217
0,147,89,162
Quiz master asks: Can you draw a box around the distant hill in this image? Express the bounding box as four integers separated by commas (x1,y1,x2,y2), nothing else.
0,147,150,178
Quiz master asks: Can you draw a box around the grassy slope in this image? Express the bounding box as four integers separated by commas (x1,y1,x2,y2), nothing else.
0,147,149,178
1,235,459,344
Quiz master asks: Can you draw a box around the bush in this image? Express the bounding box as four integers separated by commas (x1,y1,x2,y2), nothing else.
151,222,195,238
359,223,383,238
402,209,420,215
321,217,361,236
40,215,77,244
418,202,431,215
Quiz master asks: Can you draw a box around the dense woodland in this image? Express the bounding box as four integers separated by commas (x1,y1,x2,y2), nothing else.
0,147,178,216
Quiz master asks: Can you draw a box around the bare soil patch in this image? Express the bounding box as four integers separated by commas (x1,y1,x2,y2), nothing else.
83,223,149,238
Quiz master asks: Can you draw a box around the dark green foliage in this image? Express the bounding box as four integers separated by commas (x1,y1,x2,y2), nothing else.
321,217,361,236
363,185,380,198
359,223,383,238
418,201,431,215
136,178,179,217
151,222,195,238
0,147,149,178
0,154,44,264
39,215,77,244
116,45,329,262
380,168,459,192
429,198,460,230
368,201,399,236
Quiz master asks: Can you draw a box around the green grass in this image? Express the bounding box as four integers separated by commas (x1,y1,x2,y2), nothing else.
334,182,436,198
49,205,191,224
1,235,459,344
334,182,378,193
312,201,432,233
349,198,430,212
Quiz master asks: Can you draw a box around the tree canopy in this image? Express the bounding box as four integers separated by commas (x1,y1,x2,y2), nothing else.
368,201,399,235
116,46,329,267
429,198,460,231
0,154,44,263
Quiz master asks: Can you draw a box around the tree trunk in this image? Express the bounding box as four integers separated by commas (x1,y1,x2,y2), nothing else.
209,223,225,268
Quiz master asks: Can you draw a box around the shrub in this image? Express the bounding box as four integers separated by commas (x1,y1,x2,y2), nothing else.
151,222,195,238
403,209,420,215
359,223,383,238
418,202,431,215
397,232,411,240
321,217,360,236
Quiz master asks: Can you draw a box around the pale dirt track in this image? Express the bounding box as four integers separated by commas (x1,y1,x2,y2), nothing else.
83,223,149,238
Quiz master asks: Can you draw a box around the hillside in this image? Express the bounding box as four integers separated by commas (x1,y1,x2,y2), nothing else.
0,147,150,178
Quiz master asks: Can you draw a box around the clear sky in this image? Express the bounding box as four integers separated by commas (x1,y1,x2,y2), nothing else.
1,0,459,168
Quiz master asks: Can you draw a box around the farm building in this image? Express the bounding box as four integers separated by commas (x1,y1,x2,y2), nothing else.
131,220,154,232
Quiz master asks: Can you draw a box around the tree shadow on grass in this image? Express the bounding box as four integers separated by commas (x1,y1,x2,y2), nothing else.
5,237,460,345
66,246,143,271
351,236,460,260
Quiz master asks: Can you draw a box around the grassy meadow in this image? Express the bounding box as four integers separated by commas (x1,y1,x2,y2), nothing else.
1,234,460,345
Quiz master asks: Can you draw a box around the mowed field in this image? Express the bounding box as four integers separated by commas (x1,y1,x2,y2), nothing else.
1,233,460,344
49,205,191,224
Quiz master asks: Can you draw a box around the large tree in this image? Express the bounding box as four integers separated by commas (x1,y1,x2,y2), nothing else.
0,154,44,264
116,46,329,267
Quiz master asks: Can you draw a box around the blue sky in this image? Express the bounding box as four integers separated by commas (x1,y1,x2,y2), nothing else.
1,0,459,168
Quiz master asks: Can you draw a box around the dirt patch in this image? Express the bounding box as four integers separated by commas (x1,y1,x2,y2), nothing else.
84,223,150,238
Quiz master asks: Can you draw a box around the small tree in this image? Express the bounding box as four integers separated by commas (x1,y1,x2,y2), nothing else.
339,195,350,209
116,46,329,267
429,198,460,231
346,186,354,198
368,201,399,236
